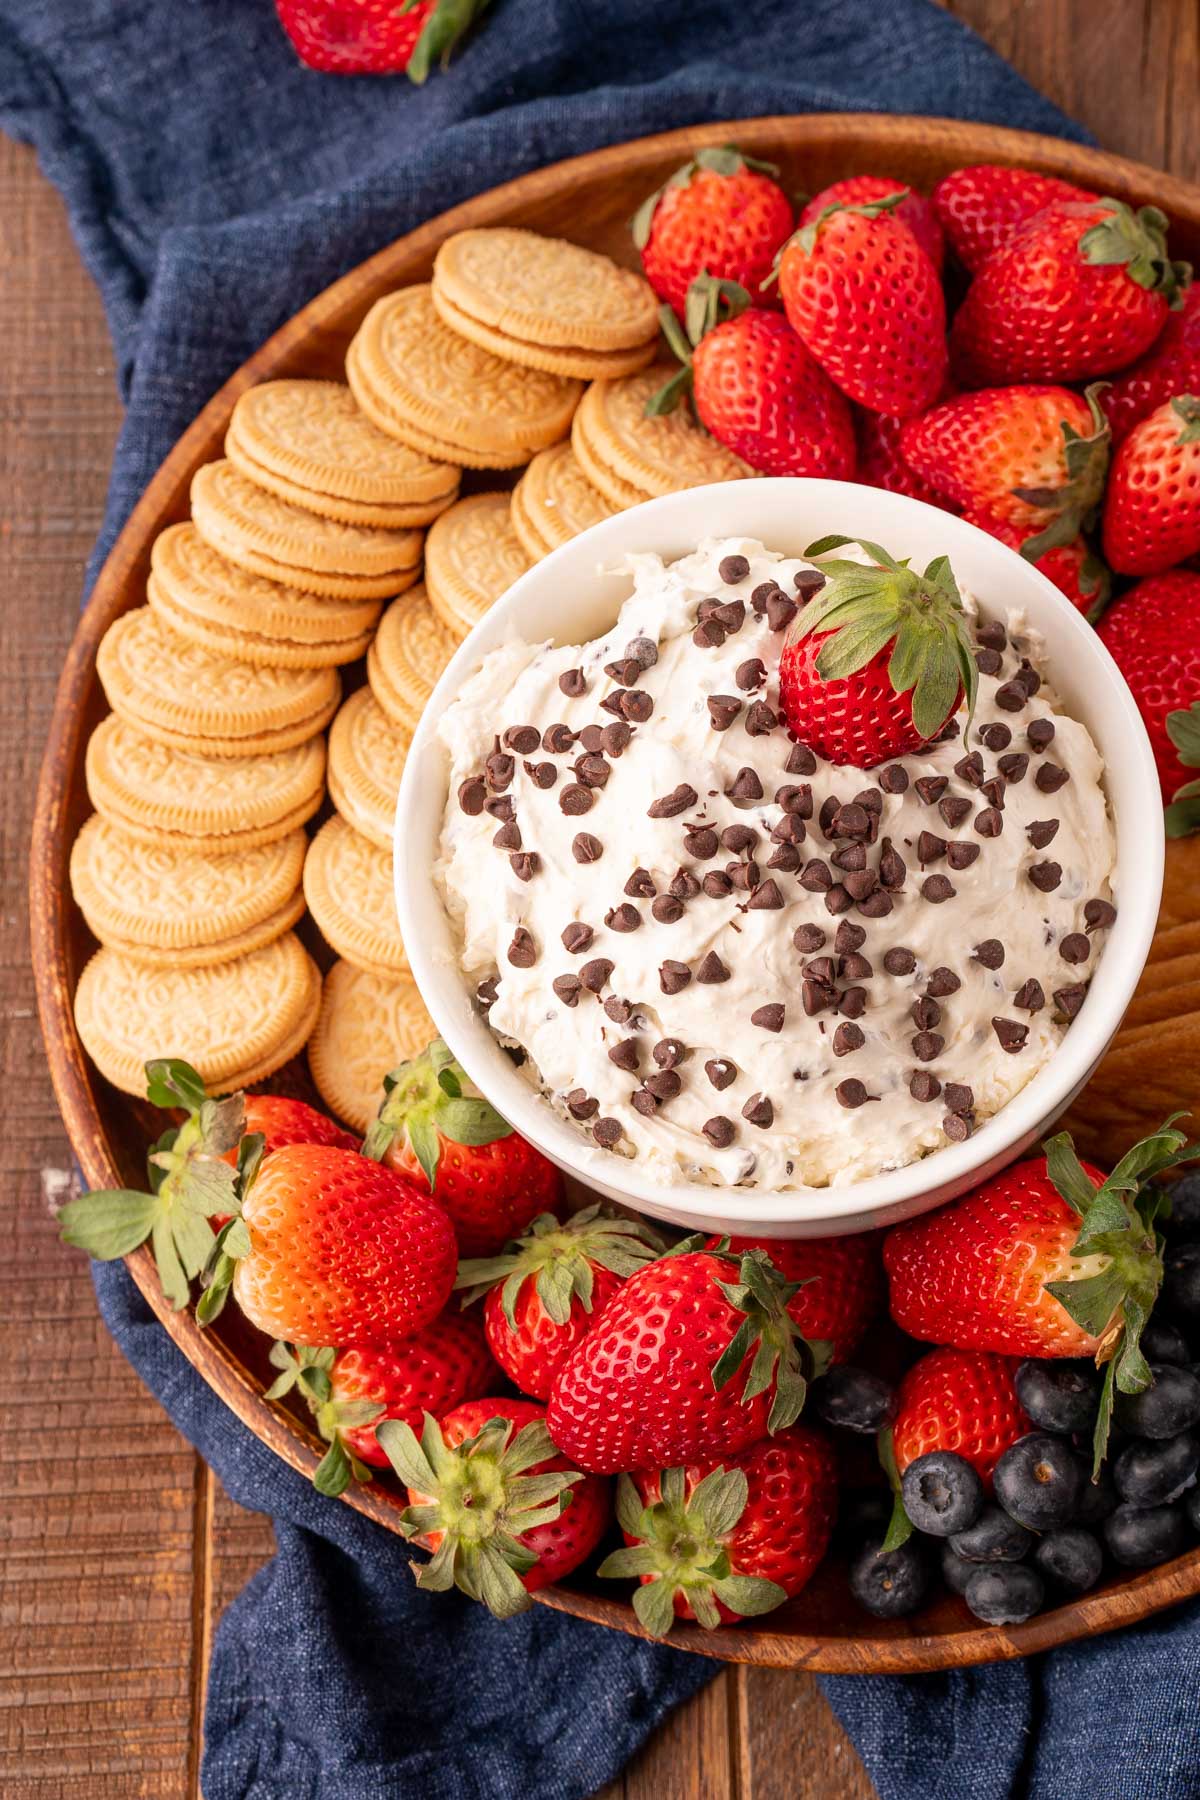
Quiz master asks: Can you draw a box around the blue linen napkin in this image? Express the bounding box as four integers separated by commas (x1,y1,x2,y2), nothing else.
10,3,1195,1796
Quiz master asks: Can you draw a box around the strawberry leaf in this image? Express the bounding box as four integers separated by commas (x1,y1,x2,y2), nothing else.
1171,395,1200,444
313,1437,353,1498
1079,200,1192,306
877,1426,914,1552
1168,702,1200,768
58,1189,161,1260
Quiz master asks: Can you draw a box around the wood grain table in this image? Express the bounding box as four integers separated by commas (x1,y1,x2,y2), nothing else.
4,3,1198,1792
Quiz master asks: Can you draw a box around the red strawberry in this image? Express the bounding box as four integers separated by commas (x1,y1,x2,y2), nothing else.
1096,570,1200,800
597,1427,837,1634
363,1038,561,1256
716,1233,884,1364
951,198,1189,386
240,1094,360,1155
379,1397,610,1616
633,146,793,316
854,408,953,508
776,535,977,767
1102,395,1200,575
900,385,1110,531
775,194,948,416
198,1143,457,1346
891,1347,1030,1488
264,1311,500,1493
456,1205,663,1401
964,511,1109,615
1104,286,1200,442
931,164,1096,273
547,1248,829,1474
273,0,489,79
800,176,944,271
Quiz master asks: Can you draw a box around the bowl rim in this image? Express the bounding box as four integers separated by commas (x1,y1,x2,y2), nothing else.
395,476,1164,1234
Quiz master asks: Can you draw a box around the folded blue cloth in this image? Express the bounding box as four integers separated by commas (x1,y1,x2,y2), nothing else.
10,3,1196,1796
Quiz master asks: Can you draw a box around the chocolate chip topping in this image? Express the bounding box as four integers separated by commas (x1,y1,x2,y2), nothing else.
598,693,627,719
955,751,985,789
979,723,1011,752
1085,898,1117,932
475,975,499,1012
926,967,961,998
706,1057,737,1091
630,1087,656,1118
921,874,956,904
485,794,515,822
727,766,764,805
980,777,1006,810
743,1092,775,1127
972,938,1006,970
833,920,865,954
621,690,655,723
1035,762,1070,794
458,776,487,815
684,827,719,859
747,878,785,911
833,1022,866,1056
944,1082,974,1114
714,601,746,634
772,813,807,844
765,590,798,631
696,950,731,983
692,618,726,650
571,831,603,863
736,657,767,692
526,761,558,789
775,783,813,816
651,1039,686,1071
566,1089,598,1120
503,725,540,755
785,741,818,775
915,776,948,804
794,569,827,600
800,858,832,892
659,960,692,994
942,1112,972,1142
579,957,614,992
605,903,641,933
592,1117,621,1148
623,867,656,898
839,985,868,1019
750,1003,785,1034
669,868,702,900
840,954,874,983
645,1069,682,1102
510,852,540,881
1027,819,1060,849
858,891,896,919
608,1038,640,1072
766,844,801,873
793,923,827,954
884,946,916,975
1014,978,1046,1011
974,807,1004,838
721,823,757,853
977,620,1007,652
745,700,778,737
1027,718,1056,752
719,553,750,583
802,979,837,1016
486,751,515,791
651,894,685,924
601,723,633,759
559,668,587,697
836,1079,872,1109
551,973,581,1006
912,1031,944,1061
939,796,973,829
1054,982,1088,1019
1028,860,1063,892
507,927,537,967
917,830,946,864
1060,932,1092,964
995,680,1028,713
707,694,742,731
912,996,941,1031
493,819,521,851
751,580,781,614
561,922,594,955
976,647,1003,677
702,870,733,898
879,764,910,794
574,752,611,789
910,1070,941,1102
603,994,633,1024
947,842,980,871
824,883,854,915
998,752,1030,784
992,1017,1029,1053
648,783,698,818
560,783,594,816
703,1116,736,1148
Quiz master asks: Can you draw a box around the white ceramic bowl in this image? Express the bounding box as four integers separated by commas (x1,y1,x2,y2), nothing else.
395,478,1163,1238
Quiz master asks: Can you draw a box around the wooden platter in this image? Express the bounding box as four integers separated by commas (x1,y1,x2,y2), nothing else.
30,113,1200,1672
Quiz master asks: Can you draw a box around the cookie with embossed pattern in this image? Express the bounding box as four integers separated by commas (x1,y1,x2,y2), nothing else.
433,229,659,358
97,606,341,756
309,959,435,1135
366,584,458,736
510,442,616,558
74,932,322,1097
434,287,658,381
424,493,531,638
572,367,754,504
303,814,408,977
346,287,581,469
85,716,326,855
327,688,410,851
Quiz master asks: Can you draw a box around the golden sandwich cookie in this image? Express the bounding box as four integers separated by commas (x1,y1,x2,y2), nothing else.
367,584,459,737
424,492,531,638
303,814,408,978
510,441,616,558
571,367,754,507
309,959,435,1136
327,688,410,851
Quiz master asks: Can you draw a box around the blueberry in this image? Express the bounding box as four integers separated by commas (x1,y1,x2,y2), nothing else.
1163,1172,1200,1240
1113,1364,1200,1438
1075,1466,1119,1527
940,1541,977,1597
1141,1320,1192,1366
1114,1431,1200,1506
1013,1359,1100,1434
964,1563,1045,1625
950,1503,1034,1563
900,1451,984,1537
1163,1242,1200,1326
849,1538,931,1618
815,1365,897,1435
1104,1502,1189,1568
1033,1528,1104,1594
994,1433,1084,1530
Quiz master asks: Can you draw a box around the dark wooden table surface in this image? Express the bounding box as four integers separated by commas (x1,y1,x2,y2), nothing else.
4,3,1198,1792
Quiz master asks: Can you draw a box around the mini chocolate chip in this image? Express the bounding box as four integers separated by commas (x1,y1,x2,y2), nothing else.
1027,820,1060,850
559,668,587,697
832,843,867,873
976,647,1003,676
578,726,605,752
939,796,973,829
980,722,1012,751
752,580,782,614
833,1022,866,1056
630,1087,657,1117
702,871,733,897
998,752,1030,784
624,867,656,898
621,690,654,723
475,975,499,1012
743,1092,775,1127
598,693,627,719
995,680,1028,712
486,751,515,791
510,852,540,881
955,751,985,788
926,967,961,998
878,764,910,794
858,890,895,918
707,694,742,731
566,1089,598,1120
458,776,488,815
912,995,942,1031
946,841,980,871
766,844,802,873
977,621,1007,651
721,823,758,853
751,1003,785,1032
579,957,614,992
736,657,767,691
575,752,611,789
486,796,515,826
855,785,884,815
1035,761,1070,794
910,1069,942,1103
943,1113,972,1142
608,1038,640,1072
831,802,872,841
605,903,642,933
834,921,866,954
839,985,868,1019
765,591,798,631
659,960,692,994
971,938,1006,970
836,1079,871,1109
839,952,874,981
551,973,581,1006
1060,932,1092,964
1016,659,1041,697
917,830,947,864
842,869,878,902
745,700,778,737
493,819,522,851
542,723,576,755
602,723,633,759
771,813,807,844
653,1038,687,1069
693,618,727,649
921,874,955,903
802,979,837,1016
803,955,837,984
980,777,1007,810
684,827,720,859
992,1017,1029,1053
528,761,558,790
800,858,832,892
507,927,536,967
560,783,594,816
503,725,540,754
785,741,818,775
915,776,948,804
571,832,603,865
824,883,854,915
719,553,750,583
669,868,702,901
644,1069,682,1101
884,947,916,976
604,994,633,1025
703,1116,736,1147
1014,978,1046,1011
1027,718,1056,751
974,807,1004,837
592,1117,621,1148
912,1031,945,1061
624,637,658,671
747,878,785,911
604,657,642,687
727,766,764,805
1054,982,1089,1019
648,783,698,818
706,1058,738,1091
1028,860,1063,893
794,569,827,599
714,600,746,633
876,840,906,889
697,950,731,983
561,922,594,955
727,858,758,890
1085,898,1117,932
794,923,827,954
651,894,685,924
944,1082,974,1114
